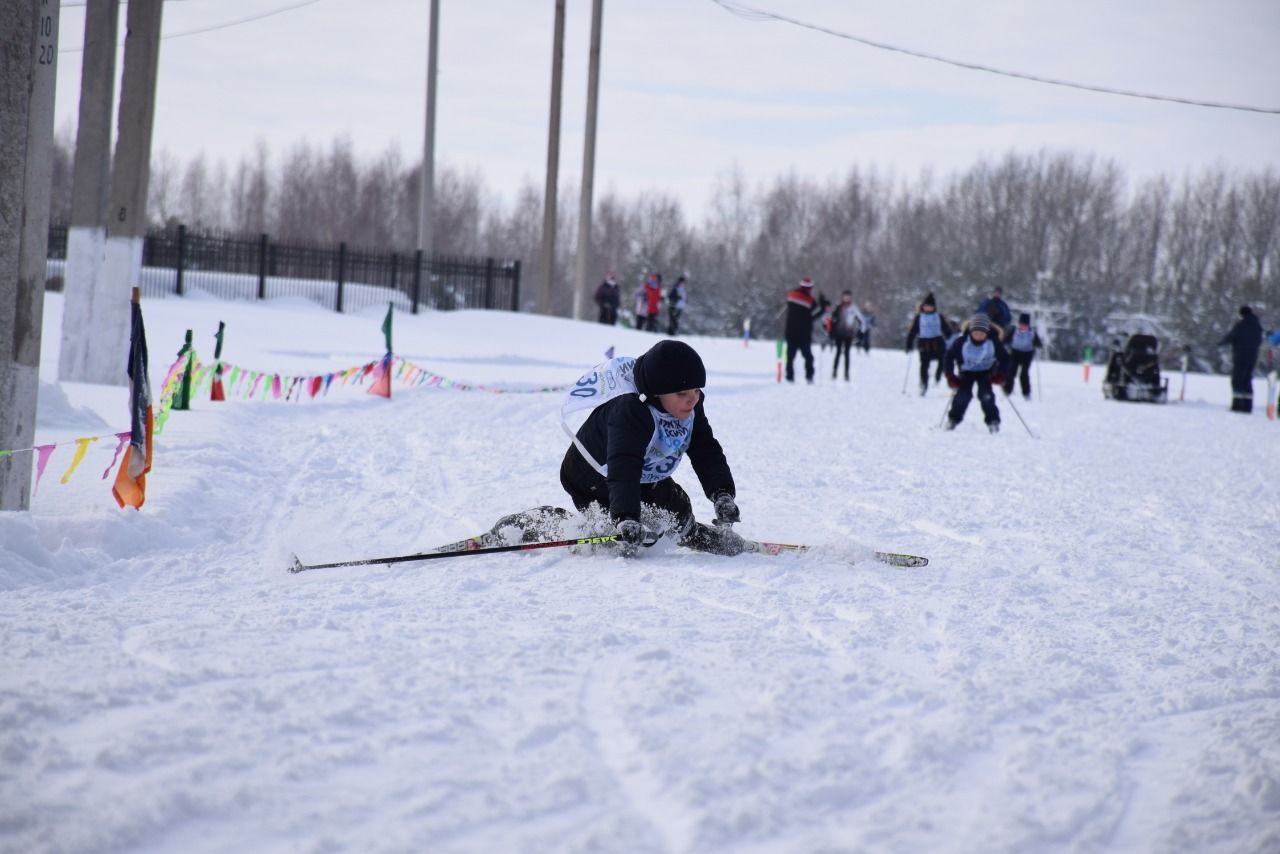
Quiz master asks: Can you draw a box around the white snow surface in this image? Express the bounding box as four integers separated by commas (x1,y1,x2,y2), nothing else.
3,292,1278,853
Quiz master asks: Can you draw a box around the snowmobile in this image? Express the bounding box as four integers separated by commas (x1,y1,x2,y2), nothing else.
1102,334,1169,403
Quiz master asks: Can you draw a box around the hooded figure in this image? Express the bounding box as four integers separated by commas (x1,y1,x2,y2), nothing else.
942,314,1012,433
559,340,743,555
1219,306,1263,413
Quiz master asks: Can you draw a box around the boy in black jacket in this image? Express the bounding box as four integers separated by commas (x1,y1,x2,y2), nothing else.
905,293,953,395
559,340,743,555
783,277,829,383
1003,312,1043,399
943,314,1012,433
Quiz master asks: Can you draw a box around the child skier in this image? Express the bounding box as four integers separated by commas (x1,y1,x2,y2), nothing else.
1003,312,1043,399
559,339,743,556
905,293,953,395
943,314,1011,433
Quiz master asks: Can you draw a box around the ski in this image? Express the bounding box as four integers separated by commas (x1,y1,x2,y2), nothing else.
741,538,929,567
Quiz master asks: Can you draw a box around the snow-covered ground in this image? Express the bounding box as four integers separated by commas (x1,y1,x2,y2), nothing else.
3,291,1278,853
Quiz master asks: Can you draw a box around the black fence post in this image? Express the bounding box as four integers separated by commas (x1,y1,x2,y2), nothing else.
257,233,268,300
411,249,423,314
175,224,186,296
484,258,495,310
511,260,521,312
336,241,347,313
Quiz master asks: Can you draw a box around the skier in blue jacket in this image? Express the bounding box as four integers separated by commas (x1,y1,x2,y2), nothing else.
943,315,1012,433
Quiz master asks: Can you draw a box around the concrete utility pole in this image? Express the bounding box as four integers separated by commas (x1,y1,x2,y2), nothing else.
537,0,566,315
94,0,163,386
0,0,61,511
572,0,604,322
59,0,120,383
416,0,439,258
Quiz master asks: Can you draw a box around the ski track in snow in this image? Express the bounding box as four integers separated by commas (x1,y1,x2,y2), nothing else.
2,294,1278,852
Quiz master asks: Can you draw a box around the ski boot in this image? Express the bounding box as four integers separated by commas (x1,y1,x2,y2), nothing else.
944,419,958,431
987,421,1000,434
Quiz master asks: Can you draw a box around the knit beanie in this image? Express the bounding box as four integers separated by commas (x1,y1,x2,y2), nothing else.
922,292,936,308
799,277,814,289
969,314,991,334
1240,306,1253,317
1018,312,1031,325
633,340,706,396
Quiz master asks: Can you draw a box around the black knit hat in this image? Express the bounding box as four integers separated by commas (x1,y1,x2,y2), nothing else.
1240,306,1254,317
1019,312,1031,325
633,340,706,396
922,292,936,308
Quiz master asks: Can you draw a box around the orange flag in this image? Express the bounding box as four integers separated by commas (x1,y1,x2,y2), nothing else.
113,294,154,509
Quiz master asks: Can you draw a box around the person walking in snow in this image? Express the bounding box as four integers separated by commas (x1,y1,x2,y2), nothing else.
642,273,664,332
1003,312,1043,399
856,301,875,354
943,314,1012,433
905,293,953,395
560,339,743,556
783,277,830,384
633,281,649,330
1219,305,1263,413
594,272,620,325
667,275,687,335
830,291,860,381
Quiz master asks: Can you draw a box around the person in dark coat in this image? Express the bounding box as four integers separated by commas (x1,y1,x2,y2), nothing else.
1003,312,1043,399
977,287,1013,336
560,339,743,555
905,293,953,395
594,272,620,325
783,277,830,383
1219,305,1263,413
667,275,687,335
943,314,1012,433
829,291,860,381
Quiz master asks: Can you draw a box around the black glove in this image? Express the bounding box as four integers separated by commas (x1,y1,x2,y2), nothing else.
713,493,740,525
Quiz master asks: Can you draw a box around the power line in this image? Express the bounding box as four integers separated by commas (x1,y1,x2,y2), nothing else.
711,0,1280,115
60,0,323,53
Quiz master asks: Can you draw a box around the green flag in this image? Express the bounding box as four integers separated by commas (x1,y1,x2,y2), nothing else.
381,302,394,354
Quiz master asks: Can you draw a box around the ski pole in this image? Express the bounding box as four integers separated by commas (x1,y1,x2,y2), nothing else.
289,534,619,573
1001,390,1038,439
938,390,955,428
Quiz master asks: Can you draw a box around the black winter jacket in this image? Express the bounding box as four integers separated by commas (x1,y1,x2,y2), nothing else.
784,288,827,342
561,393,734,522
1220,313,1263,361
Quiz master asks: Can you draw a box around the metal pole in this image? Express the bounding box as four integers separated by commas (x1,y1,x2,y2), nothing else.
0,0,61,511
417,0,439,258
572,0,604,321
537,0,566,316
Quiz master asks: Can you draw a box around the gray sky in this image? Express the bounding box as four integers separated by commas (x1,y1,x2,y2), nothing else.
53,0,1280,217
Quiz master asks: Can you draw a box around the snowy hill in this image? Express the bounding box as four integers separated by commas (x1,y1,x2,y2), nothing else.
2,292,1277,852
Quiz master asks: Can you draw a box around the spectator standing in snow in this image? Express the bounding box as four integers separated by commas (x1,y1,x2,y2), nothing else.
783,277,830,384
977,287,1013,336
667,275,687,335
643,274,664,332
594,272,620,325
830,291,860,381
1219,306,1263,413
560,339,743,556
1003,312,1043,399
905,293,953,395
943,314,1011,433
856,301,876,354
633,281,649,330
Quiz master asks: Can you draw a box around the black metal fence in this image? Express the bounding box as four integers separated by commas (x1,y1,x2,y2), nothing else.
46,223,521,315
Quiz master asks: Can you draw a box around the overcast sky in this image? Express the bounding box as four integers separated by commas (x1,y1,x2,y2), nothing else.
53,0,1280,218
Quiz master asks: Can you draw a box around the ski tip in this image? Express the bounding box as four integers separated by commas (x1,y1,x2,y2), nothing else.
287,554,304,574
874,552,930,568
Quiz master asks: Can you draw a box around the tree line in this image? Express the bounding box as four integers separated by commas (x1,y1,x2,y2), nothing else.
47,131,1278,367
